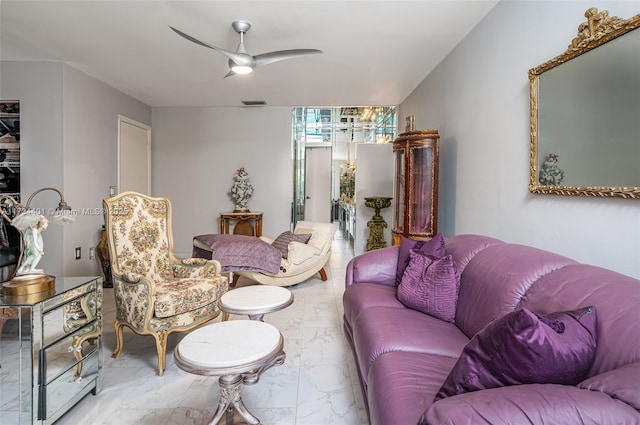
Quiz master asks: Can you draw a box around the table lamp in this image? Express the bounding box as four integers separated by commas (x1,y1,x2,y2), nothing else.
0,187,74,295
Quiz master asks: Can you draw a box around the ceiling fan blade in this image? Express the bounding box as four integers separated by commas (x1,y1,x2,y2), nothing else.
253,49,323,68
223,69,236,78
169,26,246,63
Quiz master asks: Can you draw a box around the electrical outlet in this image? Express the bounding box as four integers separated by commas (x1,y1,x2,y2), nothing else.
109,186,117,197
89,247,95,260
75,247,81,260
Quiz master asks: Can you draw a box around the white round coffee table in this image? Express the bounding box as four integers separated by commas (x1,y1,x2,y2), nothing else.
220,285,293,321
175,320,285,425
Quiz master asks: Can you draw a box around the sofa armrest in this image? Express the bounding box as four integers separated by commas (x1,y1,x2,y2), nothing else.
421,384,640,425
345,245,398,287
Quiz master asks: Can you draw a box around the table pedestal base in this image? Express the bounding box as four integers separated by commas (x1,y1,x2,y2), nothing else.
211,375,258,425
208,351,285,425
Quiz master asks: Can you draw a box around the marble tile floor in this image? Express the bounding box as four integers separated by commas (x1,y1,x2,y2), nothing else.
57,234,368,425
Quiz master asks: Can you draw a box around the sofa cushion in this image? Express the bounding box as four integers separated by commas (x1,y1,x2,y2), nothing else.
271,231,312,259
396,234,445,286
367,351,457,425
423,383,640,425
578,361,640,410
352,306,469,379
435,306,597,400
397,251,460,323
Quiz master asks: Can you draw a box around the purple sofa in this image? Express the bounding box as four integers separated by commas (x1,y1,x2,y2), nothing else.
343,234,640,425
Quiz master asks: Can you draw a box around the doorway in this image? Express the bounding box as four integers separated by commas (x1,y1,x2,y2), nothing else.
118,115,151,194
304,147,332,222
291,107,397,231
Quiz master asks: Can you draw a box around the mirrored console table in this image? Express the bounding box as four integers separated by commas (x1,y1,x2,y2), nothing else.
0,276,103,424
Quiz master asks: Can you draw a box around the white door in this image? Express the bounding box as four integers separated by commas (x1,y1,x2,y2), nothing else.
118,115,151,194
304,147,332,222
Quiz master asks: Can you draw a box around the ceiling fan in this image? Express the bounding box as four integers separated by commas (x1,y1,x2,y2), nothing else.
169,20,323,78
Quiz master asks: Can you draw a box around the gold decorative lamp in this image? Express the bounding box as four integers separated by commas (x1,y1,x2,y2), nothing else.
364,196,392,251
0,187,74,296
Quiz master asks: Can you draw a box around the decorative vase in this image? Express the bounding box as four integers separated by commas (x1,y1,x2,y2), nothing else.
96,225,112,288
364,197,392,251
230,167,254,212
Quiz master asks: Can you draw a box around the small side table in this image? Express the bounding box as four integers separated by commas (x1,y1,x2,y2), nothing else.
220,285,293,321
220,211,263,237
174,320,285,425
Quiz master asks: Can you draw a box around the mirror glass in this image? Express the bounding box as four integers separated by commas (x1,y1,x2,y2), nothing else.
529,9,640,198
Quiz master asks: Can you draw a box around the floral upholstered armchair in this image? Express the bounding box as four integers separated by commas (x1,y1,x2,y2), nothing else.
103,192,228,376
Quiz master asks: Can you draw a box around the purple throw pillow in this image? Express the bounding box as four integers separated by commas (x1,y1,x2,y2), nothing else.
397,249,460,323
396,234,445,286
271,231,312,259
435,306,597,400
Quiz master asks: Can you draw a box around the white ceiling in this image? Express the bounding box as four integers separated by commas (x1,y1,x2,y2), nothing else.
0,1,498,107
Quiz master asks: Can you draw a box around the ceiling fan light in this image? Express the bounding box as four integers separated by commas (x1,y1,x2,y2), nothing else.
231,65,253,74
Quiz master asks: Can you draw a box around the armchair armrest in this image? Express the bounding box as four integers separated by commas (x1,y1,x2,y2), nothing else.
112,272,155,331
172,257,224,278
345,245,398,287
121,271,143,283
421,384,640,425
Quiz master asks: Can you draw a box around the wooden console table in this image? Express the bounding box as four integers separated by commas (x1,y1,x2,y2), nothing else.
220,211,263,237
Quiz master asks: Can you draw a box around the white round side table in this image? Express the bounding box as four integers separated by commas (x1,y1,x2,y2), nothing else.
220,285,294,321
175,320,285,425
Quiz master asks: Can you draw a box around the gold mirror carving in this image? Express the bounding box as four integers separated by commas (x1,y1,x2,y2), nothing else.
529,8,640,198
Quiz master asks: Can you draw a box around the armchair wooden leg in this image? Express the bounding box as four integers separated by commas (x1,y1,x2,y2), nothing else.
112,319,125,359
319,268,328,281
154,331,169,376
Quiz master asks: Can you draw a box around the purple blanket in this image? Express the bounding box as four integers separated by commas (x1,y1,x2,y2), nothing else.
192,234,281,274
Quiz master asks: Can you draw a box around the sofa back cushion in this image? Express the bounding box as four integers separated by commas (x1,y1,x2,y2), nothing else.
443,234,504,276
454,243,577,338
520,264,640,377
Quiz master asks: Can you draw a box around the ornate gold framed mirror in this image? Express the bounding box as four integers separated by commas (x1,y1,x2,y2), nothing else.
529,8,640,198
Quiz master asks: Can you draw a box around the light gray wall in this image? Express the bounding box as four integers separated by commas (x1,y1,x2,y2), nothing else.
354,143,393,255
0,61,151,279
399,0,640,278
151,106,293,257
62,64,151,276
